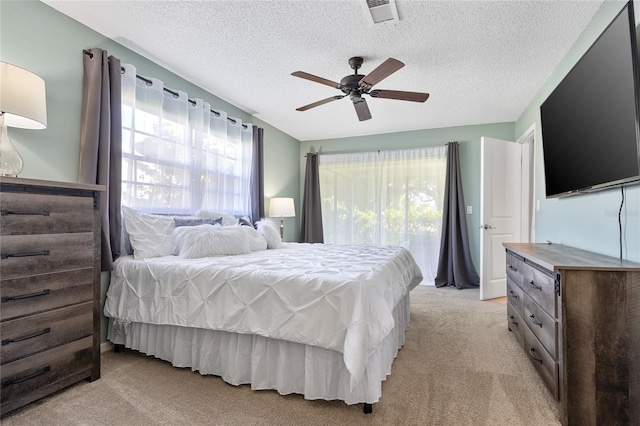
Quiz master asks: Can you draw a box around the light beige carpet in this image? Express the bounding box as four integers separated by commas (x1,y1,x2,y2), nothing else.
1,285,560,426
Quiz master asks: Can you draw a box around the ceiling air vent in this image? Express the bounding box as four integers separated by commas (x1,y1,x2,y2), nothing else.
366,0,399,25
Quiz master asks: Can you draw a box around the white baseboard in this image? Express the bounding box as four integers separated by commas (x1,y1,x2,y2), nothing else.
100,341,115,353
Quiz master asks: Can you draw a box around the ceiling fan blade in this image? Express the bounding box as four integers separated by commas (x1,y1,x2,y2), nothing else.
291,71,343,89
359,58,404,89
296,95,345,111
369,89,430,103
353,98,372,121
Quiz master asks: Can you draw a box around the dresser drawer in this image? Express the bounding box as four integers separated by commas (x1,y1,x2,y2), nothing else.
521,262,557,318
0,233,94,280
523,325,558,400
506,252,523,287
507,278,524,317
1,269,93,321
507,301,525,348
523,294,557,359
0,303,92,365
0,337,93,413
0,192,94,236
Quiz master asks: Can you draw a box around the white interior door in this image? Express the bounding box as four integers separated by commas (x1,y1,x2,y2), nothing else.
480,137,522,300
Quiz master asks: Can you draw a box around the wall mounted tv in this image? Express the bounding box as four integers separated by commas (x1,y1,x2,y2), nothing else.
540,1,640,198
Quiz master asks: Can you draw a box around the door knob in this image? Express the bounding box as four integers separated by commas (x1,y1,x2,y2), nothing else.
479,224,496,230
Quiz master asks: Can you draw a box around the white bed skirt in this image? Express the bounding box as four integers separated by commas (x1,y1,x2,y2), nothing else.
107,292,410,405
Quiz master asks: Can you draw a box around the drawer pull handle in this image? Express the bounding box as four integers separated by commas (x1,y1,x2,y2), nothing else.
528,314,543,328
1,366,51,388
1,327,51,346
1,249,50,260
528,348,543,364
508,265,518,272
1,289,51,303
1,209,50,216
509,315,518,326
508,290,519,300
528,280,542,291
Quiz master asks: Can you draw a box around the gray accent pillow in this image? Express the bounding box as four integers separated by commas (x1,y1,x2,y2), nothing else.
174,217,222,227
235,215,253,227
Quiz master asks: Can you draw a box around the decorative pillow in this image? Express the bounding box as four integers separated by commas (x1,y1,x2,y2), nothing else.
174,217,222,227
241,225,268,251
196,210,238,226
235,215,253,227
173,224,251,258
121,206,176,259
255,219,283,249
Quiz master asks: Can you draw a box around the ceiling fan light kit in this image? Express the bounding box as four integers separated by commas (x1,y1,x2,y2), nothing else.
292,56,429,121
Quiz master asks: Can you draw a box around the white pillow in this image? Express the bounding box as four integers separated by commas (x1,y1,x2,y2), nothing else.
121,206,175,259
255,219,283,249
241,225,268,251
173,224,251,258
196,210,237,226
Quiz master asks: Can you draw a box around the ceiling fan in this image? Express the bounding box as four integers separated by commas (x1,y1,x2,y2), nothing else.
291,57,429,122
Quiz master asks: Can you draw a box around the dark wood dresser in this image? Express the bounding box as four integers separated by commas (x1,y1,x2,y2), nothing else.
0,177,103,414
504,242,640,426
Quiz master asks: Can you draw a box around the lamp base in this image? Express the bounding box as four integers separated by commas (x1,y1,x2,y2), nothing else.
0,124,23,177
280,216,284,240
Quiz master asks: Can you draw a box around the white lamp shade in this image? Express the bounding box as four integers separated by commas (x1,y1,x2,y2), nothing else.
0,62,47,129
269,197,295,217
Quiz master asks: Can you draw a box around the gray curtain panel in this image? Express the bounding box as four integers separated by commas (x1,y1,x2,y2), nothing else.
250,125,265,223
299,153,324,243
435,142,479,289
78,48,122,271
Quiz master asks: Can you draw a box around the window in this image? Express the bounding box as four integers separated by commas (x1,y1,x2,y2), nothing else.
120,64,252,215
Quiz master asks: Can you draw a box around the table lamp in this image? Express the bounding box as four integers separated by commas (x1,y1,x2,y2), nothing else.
0,62,47,177
269,197,295,240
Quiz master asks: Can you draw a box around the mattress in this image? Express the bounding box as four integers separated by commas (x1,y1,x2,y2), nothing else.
104,243,422,388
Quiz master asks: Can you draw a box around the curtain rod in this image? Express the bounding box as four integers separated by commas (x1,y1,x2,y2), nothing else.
306,145,449,157
306,149,381,157
82,49,247,128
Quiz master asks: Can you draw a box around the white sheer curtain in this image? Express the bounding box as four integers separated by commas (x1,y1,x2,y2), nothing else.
121,64,191,213
319,151,380,244
194,101,252,215
121,64,252,215
319,145,448,284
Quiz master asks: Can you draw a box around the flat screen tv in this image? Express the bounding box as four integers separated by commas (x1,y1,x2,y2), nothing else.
540,1,640,198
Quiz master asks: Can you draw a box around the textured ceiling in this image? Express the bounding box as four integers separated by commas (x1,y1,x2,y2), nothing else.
43,0,604,141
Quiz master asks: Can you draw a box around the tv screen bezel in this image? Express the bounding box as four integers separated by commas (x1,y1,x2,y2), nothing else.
540,1,640,199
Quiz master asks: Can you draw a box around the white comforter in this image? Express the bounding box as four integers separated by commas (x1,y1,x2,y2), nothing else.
104,243,422,387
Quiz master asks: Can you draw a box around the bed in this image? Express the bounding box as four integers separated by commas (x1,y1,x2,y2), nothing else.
104,208,422,412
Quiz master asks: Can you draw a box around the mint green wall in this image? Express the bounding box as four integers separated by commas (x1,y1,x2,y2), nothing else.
1,0,301,342
299,122,516,272
516,0,640,263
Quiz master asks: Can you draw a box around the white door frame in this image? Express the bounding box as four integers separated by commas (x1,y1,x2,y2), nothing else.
517,123,536,243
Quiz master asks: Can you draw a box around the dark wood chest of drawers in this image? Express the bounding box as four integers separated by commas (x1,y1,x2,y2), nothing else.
0,177,103,414
504,242,640,426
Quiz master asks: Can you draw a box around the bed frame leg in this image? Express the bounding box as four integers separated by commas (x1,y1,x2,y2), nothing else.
363,403,373,414
114,344,124,353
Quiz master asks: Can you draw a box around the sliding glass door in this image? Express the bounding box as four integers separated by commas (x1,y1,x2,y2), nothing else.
319,146,447,285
